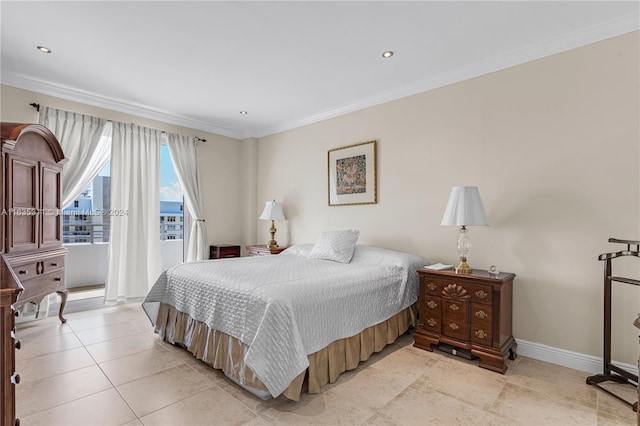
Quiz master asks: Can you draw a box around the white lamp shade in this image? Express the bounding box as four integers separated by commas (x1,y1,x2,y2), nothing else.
259,200,286,221
440,186,489,226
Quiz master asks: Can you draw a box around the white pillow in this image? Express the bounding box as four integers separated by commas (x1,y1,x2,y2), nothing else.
308,229,360,263
279,244,314,256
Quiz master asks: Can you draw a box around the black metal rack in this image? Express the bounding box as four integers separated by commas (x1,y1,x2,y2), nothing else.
586,238,639,412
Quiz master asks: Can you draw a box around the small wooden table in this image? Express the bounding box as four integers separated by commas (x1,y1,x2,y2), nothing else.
413,268,517,374
209,245,241,259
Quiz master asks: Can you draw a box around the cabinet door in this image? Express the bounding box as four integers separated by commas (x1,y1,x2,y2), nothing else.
5,155,39,253
40,164,62,250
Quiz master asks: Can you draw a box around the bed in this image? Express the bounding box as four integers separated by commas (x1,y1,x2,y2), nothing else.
142,231,426,401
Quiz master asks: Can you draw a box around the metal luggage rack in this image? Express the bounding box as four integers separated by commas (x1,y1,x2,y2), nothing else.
586,238,639,412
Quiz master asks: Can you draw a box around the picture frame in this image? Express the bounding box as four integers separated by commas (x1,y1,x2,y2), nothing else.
328,140,377,206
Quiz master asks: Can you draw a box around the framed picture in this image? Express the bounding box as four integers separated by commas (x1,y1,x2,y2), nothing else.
328,140,377,206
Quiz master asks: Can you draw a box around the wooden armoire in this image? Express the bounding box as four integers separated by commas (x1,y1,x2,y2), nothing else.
1,122,68,426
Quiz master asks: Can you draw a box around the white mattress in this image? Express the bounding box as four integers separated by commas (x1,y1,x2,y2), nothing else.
142,244,426,397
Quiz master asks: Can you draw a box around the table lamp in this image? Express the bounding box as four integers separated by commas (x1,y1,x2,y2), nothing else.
441,186,489,274
259,200,286,248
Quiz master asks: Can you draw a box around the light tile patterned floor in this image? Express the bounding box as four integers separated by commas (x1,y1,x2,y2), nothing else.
14,303,637,425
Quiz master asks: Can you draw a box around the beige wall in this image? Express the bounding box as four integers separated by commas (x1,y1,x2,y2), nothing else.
1,31,638,365
0,84,245,248
256,32,640,363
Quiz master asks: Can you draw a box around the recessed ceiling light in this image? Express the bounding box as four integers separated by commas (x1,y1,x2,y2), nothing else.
37,46,52,53
382,50,394,59
240,111,248,115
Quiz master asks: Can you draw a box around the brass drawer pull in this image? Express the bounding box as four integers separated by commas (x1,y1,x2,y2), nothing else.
449,323,459,330
427,318,437,327
475,330,487,339
427,282,437,291
450,303,459,311
475,310,488,320
427,301,437,309
475,290,488,299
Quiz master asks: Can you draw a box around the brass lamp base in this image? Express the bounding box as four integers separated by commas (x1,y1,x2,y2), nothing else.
456,257,472,274
267,220,279,248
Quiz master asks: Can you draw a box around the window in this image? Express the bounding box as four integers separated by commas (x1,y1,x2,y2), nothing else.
62,141,185,247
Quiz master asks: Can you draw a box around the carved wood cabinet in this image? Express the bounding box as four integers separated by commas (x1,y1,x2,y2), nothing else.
414,268,517,373
1,255,22,426
1,123,68,426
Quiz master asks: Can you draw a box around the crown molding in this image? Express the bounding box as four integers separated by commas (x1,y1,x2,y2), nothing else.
0,71,248,140
254,13,640,138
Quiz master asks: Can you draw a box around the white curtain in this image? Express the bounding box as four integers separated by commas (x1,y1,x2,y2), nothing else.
105,123,162,304
167,133,207,261
39,106,112,209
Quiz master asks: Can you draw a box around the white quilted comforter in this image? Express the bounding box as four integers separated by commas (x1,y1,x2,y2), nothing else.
142,244,426,397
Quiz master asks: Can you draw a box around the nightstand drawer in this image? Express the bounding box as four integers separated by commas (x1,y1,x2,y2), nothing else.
423,296,441,313
422,316,441,331
420,276,447,295
471,305,492,323
443,318,469,340
465,283,492,305
471,325,493,345
245,245,288,257
444,300,467,315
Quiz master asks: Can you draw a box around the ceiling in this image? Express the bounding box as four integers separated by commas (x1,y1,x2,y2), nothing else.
1,1,638,139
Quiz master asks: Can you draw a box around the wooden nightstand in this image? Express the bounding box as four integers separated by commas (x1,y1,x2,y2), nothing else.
245,245,288,257
209,245,241,259
414,268,517,374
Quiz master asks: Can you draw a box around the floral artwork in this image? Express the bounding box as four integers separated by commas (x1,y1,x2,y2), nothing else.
336,155,366,195
328,141,376,206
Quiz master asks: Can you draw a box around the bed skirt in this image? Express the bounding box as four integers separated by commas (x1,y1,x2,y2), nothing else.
153,302,417,401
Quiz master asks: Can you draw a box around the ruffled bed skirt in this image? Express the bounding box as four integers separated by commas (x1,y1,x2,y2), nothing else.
153,302,417,401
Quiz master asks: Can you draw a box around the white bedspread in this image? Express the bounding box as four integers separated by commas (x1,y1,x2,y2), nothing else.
142,245,426,397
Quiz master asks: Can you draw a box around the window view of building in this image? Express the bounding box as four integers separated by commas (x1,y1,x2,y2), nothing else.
62,145,184,244
63,175,111,244
160,201,183,240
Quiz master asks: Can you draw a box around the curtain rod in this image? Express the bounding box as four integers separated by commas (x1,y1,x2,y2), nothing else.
30,102,206,142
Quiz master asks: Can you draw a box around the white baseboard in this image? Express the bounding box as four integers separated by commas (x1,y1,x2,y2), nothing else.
516,338,638,377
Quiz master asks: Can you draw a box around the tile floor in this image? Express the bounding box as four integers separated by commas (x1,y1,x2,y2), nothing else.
14,303,638,425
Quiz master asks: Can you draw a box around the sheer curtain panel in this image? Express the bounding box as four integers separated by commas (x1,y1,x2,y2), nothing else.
39,106,112,208
105,123,162,304
167,133,208,261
